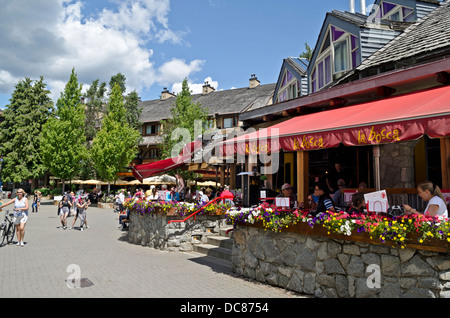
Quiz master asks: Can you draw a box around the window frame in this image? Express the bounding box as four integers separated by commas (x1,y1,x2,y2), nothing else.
310,24,358,93
143,123,160,136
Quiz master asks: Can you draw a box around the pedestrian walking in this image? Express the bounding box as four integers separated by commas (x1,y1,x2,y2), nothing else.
31,190,41,213
59,195,72,229
78,198,91,231
71,197,90,231
1,188,29,246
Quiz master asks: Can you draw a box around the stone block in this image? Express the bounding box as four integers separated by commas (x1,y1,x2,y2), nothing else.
402,255,435,277
381,254,401,277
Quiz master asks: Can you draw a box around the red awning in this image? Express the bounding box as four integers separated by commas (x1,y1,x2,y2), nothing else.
132,138,202,182
132,155,190,182
221,85,450,155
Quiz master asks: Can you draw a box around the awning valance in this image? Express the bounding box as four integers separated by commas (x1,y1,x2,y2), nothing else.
221,85,450,156
131,138,202,182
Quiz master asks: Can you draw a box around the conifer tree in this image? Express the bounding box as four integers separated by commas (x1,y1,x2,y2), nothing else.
0,77,53,185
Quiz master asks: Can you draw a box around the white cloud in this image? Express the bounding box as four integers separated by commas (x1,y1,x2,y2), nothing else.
0,0,203,101
171,76,219,95
157,58,205,86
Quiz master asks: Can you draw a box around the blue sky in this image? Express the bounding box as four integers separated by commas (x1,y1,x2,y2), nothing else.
0,0,366,108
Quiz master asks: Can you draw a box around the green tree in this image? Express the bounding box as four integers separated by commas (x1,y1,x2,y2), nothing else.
109,73,126,95
108,73,143,130
159,78,208,160
299,42,313,61
124,90,143,130
91,84,141,193
84,79,107,144
0,77,53,185
40,68,87,192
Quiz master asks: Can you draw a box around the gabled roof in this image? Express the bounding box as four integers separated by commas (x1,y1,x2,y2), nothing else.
308,9,412,74
333,0,449,85
357,0,450,71
139,83,275,124
272,57,309,103
286,57,309,75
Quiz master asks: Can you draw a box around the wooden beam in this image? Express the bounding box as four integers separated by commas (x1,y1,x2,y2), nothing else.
437,71,450,85
376,86,396,97
297,151,309,207
441,137,450,189
329,98,347,107
262,115,277,122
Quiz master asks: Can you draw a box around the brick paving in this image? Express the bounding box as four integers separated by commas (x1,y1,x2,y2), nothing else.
0,200,305,299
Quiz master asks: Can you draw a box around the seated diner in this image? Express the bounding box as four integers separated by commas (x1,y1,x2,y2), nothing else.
403,181,448,218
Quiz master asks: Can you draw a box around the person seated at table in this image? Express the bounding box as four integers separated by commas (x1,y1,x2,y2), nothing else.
146,185,158,201
310,183,336,215
332,179,347,209
347,192,366,215
219,185,235,205
166,186,179,202
277,183,297,208
197,191,209,204
158,185,169,201
403,181,448,218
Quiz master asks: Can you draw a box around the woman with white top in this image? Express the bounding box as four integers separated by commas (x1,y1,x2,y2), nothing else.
1,188,29,246
403,181,448,218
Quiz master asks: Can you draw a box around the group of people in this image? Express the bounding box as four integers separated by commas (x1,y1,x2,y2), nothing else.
58,191,90,231
307,181,448,218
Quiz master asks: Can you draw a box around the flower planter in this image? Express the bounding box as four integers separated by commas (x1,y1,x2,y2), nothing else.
243,221,450,253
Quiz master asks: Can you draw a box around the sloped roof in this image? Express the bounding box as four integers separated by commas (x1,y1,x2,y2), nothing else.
355,0,450,71
139,83,275,123
286,57,309,75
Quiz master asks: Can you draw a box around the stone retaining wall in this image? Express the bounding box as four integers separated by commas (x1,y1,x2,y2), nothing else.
232,225,450,298
127,211,228,252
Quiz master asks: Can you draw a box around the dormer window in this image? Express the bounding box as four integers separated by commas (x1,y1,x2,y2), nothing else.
311,25,359,93
277,69,301,103
373,2,415,22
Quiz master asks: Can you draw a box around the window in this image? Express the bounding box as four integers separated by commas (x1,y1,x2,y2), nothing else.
311,69,316,93
380,2,415,22
288,83,297,99
223,117,234,129
149,148,158,159
145,124,160,135
310,25,359,93
334,39,349,73
277,69,302,102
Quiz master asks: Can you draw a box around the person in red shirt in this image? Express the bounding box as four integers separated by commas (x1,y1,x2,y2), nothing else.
220,185,234,204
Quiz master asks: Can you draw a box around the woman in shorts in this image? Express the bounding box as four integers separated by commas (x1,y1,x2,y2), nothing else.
1,188,29,246
59,195,72,229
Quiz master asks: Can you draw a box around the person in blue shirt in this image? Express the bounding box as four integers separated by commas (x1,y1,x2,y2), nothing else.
166,186,179,202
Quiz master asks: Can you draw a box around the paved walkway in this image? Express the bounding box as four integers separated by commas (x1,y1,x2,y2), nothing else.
0,200,304,299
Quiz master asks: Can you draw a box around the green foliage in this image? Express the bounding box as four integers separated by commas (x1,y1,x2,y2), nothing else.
40,68,87,183
91,84,141,183
35,188,51,196
84,79,107,143
299,42,312,60
0,77,53,182
51,187,62,195
124,90,143,130
159,78,208,159
108,73,143,130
